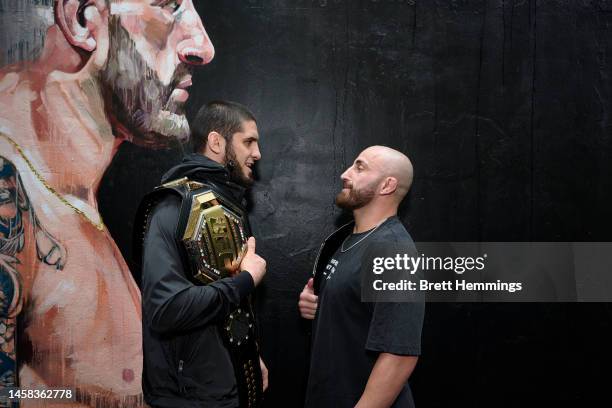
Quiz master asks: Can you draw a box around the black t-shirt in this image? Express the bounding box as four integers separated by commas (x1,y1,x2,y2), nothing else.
305,217,425,408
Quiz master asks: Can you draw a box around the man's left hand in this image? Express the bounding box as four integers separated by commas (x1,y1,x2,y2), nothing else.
260,357,269,392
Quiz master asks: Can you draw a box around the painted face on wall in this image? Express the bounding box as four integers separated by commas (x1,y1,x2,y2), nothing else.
99,0,214,147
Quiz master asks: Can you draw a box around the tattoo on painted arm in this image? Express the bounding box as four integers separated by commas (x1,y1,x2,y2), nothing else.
0,156,67,389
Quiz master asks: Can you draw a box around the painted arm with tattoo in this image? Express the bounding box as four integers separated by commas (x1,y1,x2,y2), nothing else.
0,156,66,390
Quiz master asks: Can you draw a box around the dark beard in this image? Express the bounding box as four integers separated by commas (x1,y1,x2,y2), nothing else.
225,143,253,188
99,16,191,148
335,183,377,210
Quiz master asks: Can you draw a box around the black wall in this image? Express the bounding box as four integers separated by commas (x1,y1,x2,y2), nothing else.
99,1,612,407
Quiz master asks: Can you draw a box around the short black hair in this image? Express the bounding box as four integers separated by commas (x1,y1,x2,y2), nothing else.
191,100,257,153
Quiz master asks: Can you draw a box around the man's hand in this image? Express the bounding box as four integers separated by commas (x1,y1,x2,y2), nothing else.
240,237,267,286
298,278,318,319
260,357,269,392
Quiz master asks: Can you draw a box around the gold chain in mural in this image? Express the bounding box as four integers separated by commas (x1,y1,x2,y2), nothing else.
0,132,106,231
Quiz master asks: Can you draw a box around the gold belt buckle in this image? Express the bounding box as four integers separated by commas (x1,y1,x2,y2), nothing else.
182,189,247,284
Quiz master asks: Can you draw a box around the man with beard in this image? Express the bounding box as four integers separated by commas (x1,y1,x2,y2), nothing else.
299,146,425,408
0,0,213,404
138,101,268,408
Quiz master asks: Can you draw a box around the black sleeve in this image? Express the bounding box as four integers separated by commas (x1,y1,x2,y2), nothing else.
362,239,425,356
141,194,255,334
365,301,424,356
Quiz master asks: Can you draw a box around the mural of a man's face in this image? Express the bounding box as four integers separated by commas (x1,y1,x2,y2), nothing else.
99,0,214,147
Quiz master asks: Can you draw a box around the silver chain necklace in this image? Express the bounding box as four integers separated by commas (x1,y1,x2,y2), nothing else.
340,220,386,253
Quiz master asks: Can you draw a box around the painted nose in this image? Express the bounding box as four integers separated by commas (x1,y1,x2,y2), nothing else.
178,38,214,65
176,2,215,66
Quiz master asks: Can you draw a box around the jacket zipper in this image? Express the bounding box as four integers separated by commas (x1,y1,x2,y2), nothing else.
177,359,186,394
311,221,354,277
311,241,326,277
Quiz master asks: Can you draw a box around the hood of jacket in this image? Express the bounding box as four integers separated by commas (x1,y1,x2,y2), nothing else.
161,153,247,203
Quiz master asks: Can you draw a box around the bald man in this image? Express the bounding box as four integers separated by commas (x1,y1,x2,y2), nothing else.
299,146,425,408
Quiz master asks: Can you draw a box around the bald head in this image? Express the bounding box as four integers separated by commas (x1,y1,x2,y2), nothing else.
336,145,414,213
361,145,414,200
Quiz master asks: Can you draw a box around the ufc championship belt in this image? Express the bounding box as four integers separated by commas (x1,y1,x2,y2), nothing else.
135,177,263,408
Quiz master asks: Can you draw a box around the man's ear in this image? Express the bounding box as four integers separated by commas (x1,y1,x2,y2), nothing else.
207,132,226,156
380,177,399,196
55,0,102,52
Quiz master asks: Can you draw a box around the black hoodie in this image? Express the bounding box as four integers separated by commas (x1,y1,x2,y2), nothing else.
160,153,248,203
141,153,254,408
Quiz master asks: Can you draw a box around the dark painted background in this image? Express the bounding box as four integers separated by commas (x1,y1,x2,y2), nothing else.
99,1,612,407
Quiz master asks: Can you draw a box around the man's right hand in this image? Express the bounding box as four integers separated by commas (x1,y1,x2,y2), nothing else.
240,237,266,286
299,278,318,320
